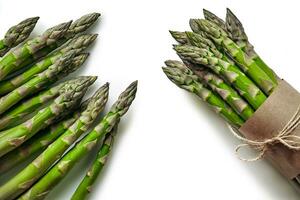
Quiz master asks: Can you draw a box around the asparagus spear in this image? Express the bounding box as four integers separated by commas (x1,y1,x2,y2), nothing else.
0,34,97,95
203,9,226,31
0,83,109,200
16,13,101,72
174,44,267,109
0,76,95,131
165,60,254,120
0,97,91,174
71,125,118,200
0,76,95,157
169,30,189,44
170,30,235,64
162,64,244,127
0,50,87,115
0,17,39,57
19,81,137,200
0,21,72,80
193,19,277,94
225,8,278,83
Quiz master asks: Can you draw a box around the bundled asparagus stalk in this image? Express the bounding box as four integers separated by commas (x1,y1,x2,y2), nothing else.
164,8,279,131
163,8,300,189
19,81,137,200
0,17,39,57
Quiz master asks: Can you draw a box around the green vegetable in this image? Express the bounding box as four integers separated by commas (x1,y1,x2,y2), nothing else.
169,30,189,44
15,13,101,74
174,44,267,109
0,95,92,174
0,76,95,131
165,60,254,120
0,83,109,200
194,19,277,94
71,126,118,200
203,9,226,31
162,64,244,127
0,21,72,80
0,34,97,95
0,17,39,56
0,51,78,115
0,76,95,158
20,81,137,200
225,8,278,83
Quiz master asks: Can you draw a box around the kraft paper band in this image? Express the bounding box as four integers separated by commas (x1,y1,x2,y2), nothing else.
239,80,300,179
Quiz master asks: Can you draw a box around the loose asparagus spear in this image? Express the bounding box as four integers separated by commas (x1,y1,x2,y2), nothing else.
0,17,39,56
0,97,91,174
0,76,95,158
0,34,97,95
225,8,278,83
71,125,119,200
0,76,95,131
165,60,254,120
0,21,72,80
19,81,137,200
174,45,267,109
162,64,244,127
203,9,226,31
16,13,101,72
0,83,109,200
0,50,86,115
193,19,277,94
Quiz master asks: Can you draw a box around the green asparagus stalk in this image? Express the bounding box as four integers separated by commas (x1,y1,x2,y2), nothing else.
174,44,267,109
15,13,101,72
169,30,189,44
0,76,95,158
0,76,95,131
0,34,97,95
185,31,226,60
162,64,244,127
0,50,88,115
203,9,226,31
193,19,277,94
71,125,118,200
0,83,109,200
165,60,254,120
0,17,39,57
19,81,137,200
0,21,72,80
0,97,92,174
225,8,278,83
170,30,235,64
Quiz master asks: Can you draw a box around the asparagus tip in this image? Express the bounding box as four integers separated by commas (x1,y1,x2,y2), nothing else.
28,16,40,23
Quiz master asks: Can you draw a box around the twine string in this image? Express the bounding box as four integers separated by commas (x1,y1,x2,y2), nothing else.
229,105,300,162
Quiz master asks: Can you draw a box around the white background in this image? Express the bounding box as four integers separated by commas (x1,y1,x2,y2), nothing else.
0,0,300,199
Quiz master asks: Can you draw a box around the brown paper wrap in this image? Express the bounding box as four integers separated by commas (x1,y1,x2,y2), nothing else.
239,80,300,179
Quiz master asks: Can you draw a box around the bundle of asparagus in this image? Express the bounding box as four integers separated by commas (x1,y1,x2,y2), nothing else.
0,13,138,200
163,8,300,188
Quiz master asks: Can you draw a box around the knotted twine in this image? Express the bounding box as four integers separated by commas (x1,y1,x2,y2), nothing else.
228,105,300,162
